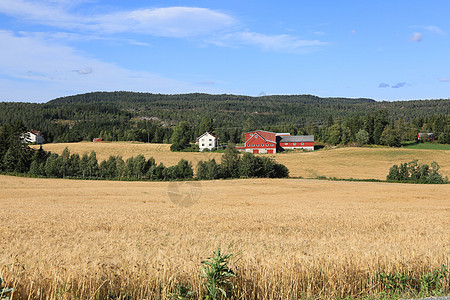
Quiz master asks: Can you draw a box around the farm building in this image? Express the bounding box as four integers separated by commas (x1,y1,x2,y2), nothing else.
92,138,103,142
236,130,314,154
196,132,217,151
21,130,43,144
417,132,435,141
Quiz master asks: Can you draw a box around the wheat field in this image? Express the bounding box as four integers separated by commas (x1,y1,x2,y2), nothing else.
0,175,449,299
32,142,450,180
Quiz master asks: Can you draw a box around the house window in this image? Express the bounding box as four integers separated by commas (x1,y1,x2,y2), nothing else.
202,144,205,146
252,144,255,147
209,139,212,141
293,143,296,145
284,143,288,146
256,144,259,147
301,142,304,145
209,143,212,146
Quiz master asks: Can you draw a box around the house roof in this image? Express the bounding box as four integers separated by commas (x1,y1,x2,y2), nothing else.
278,135,314,143
245,131,277,144
246,130,277,143
29,129,41,135
197,131,216,140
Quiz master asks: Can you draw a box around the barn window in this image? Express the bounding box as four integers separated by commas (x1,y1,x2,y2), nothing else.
284,143,288,146
257,144,259,147
293,143,296,145
301,142,304,145
252,144,255,147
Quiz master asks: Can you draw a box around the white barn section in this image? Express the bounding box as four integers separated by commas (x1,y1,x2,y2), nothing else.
197,132,217,151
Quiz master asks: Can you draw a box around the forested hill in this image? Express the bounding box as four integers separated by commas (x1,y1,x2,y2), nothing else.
1,91,449,144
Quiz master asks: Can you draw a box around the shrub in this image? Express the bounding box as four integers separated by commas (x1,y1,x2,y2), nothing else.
197,159,221,180
387,160,448,184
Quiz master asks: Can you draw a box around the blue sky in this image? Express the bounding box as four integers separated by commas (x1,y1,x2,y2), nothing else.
1,0,450,102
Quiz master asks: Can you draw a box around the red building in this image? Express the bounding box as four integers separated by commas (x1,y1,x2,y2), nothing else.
236,130,314,154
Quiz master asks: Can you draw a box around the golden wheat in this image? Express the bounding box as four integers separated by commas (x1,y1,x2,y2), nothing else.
0,175,449,299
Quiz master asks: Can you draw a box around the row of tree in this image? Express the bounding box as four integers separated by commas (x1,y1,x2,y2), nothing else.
387,160,448,184
0,123,289,180
197,146,289,179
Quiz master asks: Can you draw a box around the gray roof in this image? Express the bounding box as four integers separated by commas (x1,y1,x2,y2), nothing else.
278,135,314,143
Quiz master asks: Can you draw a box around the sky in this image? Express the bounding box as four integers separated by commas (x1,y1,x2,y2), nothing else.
1,0,450,102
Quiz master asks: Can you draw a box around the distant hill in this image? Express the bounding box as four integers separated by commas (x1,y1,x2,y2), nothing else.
1,91,449,144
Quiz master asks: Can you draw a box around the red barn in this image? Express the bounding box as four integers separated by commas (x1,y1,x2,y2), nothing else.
236,130,314,154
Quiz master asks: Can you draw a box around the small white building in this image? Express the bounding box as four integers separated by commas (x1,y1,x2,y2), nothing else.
22,130,43,144
196,132,217,151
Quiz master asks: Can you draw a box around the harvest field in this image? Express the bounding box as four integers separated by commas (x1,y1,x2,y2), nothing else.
33,142,450,180
0,175,449,299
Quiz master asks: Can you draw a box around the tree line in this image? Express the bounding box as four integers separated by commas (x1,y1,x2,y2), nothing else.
0,123,289,180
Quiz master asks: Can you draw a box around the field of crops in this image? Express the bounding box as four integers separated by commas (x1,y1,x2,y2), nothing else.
0,174,449,299
33,142,450,180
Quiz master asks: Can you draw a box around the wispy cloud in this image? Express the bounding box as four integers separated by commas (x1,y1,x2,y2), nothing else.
0,1,237,37
378,83,390,88
73,67,92,75
0,1,327,52
440,78,450,82
412,25,446,35
391,82,407,88
210,31,327,53
0,30,217,100
409,32,422,42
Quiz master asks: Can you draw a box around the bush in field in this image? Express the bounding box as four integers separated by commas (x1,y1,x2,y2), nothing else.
238,153,289,178
197,159,221,180
197,148,289,180
387,160,448,184
164,159,193,180
220,144,240,178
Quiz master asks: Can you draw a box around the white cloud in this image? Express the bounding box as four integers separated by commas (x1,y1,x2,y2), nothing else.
412,25,446,35
410,32,422,42
112,7,237,37
0,1,327,52
439,78,450,82
210,31,327,52
0,1,237,38
0,30,217,101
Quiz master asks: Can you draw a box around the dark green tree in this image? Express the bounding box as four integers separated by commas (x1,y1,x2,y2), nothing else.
170,121,191,151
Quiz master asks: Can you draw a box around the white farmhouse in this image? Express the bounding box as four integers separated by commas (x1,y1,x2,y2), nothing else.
197,132,217,151
22,130,43,144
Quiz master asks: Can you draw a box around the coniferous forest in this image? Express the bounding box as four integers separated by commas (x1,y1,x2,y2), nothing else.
0,91,449,146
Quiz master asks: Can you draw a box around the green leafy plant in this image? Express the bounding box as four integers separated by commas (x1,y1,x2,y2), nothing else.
375,270,413,293
169,282,194,300
0,278,13,300
201,248,236,299
420,265,448,296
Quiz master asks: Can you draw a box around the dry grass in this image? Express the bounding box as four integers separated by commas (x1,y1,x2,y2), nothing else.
33,142,450,180
0,175,449,299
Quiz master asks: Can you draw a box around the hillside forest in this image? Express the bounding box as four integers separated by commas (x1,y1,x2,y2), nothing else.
0,92,449,147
